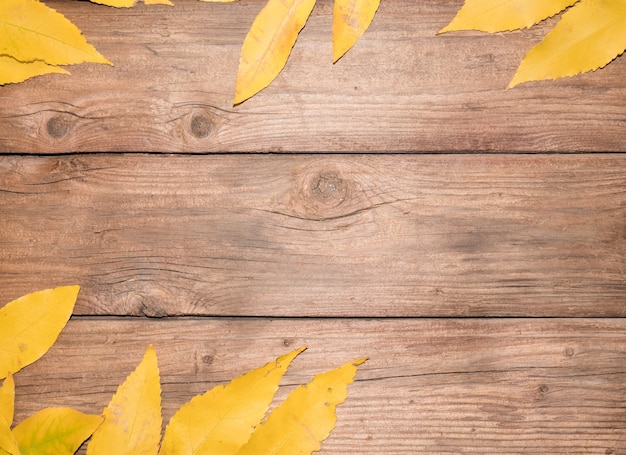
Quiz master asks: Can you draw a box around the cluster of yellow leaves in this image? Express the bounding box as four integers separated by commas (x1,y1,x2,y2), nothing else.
0,287,365,455
440,0,626,88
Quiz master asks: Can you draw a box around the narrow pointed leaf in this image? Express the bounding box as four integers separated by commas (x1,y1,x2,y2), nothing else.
509,0,626,88
86,345,161,455
160,346,306,455
0,286,80,379
237,357,367,455
332,0,380,62
13,408,103,455
439,0,578,33
89,0,136,7
234,0,316,104
0,56,69,86
0,0,111,65
0,414,18,455
0,374,14,427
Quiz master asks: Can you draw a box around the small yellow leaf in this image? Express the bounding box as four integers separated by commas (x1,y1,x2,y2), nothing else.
0,286,80,379
0,413,18,455
234,0,316,105
160,346,306,455
237,357,367,455
509,0,626,87
0,56,69,86
0,374,14,427
86,345,161,455
0,0,111,65
89,0,137,7
332,0,380,62
439,0,578,33
13,408,103,455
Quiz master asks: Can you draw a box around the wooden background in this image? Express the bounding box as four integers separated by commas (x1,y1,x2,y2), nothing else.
1,0,626,453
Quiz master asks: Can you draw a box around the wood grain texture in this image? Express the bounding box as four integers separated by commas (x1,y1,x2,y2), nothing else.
0,0,624,153
12,317,626,454
1,154,625,317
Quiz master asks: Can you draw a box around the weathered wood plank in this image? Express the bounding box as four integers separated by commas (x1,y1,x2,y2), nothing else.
0,0,624,153
12,317,626,454
1,154,625,317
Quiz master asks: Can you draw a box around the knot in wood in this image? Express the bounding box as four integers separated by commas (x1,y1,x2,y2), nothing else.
310,172,348,205
46,115,70,139
190,114,211,138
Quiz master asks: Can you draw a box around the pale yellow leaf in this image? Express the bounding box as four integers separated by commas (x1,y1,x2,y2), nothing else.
439,0,578,33
0,56,68,86
160,346,306,455
0,374,14,428
89,0,136,7
86,345,161,455
0,413,18,455
0,286,80,379
0,0,110,65
234,0,316,105
13,408,103,455
509,0,626,87
237,357,367,455
332,0,380,62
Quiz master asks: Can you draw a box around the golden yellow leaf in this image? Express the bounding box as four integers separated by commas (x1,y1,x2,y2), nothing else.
237,357,366,455
234,0,316,105
89,0,136,7
332,0,380,62
86,345,161,455
0,413,18,455
509,0,626,87
0,286,80,379
0,0,110,66
0,56,69,86
439,0,578,33
160,346,306,455
13,408,103,455
0,374,14,428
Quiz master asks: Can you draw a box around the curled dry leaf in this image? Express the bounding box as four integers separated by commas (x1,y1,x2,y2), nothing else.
160,346,306,455
333,0,380,62
237,357,367,455
0,286,80,379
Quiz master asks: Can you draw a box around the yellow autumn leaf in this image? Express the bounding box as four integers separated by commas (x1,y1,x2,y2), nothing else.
0,413,18,455
160,346,306,455
0,56,69,86
439,0,578,33
509,0,626,87
0,0,110,66
0,286,80,379
234,0,316,105
12,408,103,455
86,345,161,455
0,374,14,428
332,0,380,62
237,357,366,455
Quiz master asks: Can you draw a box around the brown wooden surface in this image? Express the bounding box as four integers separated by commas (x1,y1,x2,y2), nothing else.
2,0,626,453
13,318,626,454
1,154,626,317
0,0,624,153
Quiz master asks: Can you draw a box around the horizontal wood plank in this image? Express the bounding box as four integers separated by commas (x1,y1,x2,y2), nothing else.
12,317,626,454
1,154,625,317
0,0,624,153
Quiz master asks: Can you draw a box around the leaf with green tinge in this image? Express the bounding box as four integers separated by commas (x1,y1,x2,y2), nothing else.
439,0,578,33
0,0,110,66
234,0,316,104
509,0,626,87
332,0,380,62
237,357,366,455
0,286,80,379
0,56,69,86
160,346,306,455
13,407,103,455
86,345,162,455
